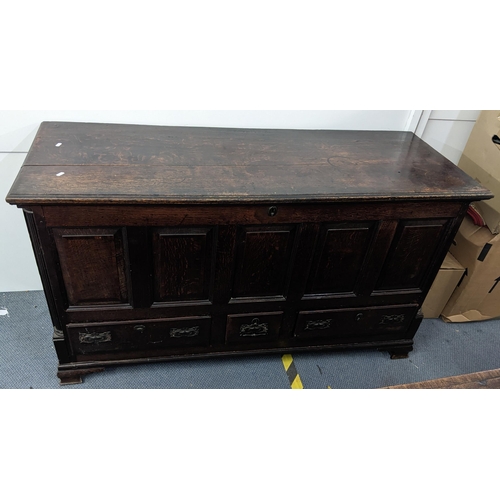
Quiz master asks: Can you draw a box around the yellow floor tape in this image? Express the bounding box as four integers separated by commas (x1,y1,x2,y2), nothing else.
282,354,304,389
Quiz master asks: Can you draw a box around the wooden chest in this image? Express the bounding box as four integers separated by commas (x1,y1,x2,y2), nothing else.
5,122,492,384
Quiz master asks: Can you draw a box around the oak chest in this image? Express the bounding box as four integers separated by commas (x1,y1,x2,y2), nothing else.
6,122,493,384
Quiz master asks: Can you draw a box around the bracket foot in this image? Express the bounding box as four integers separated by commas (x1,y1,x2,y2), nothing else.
57,367,105,385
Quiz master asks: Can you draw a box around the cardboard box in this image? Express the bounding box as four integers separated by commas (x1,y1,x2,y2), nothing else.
441,215,500,322
422,253,465,318
457,110,500,234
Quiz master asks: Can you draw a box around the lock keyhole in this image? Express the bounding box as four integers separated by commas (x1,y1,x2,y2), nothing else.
268,206,278,217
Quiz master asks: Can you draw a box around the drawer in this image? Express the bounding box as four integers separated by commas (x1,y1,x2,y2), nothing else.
294,305,418,339
67,316,211,354
226,311,284,344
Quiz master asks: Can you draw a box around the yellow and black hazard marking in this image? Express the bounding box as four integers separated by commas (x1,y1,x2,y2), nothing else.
282,354,303,389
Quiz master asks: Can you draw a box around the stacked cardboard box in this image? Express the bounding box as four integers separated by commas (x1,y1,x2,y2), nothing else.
457,111,500,234
441,216,500,321
439,111,500,322
422,253,465,319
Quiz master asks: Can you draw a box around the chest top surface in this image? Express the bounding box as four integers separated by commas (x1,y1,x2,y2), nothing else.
6,121,492,205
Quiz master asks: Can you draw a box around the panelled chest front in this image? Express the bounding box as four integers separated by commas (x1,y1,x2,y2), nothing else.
6,122,492,384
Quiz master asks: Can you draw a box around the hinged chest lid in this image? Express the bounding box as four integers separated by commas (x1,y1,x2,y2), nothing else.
6,121,493,205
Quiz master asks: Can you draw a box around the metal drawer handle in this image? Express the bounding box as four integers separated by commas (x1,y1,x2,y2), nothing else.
379,314,405,325
134,325,146,333
304,319,332,331
79,331,112,344
356,313,363,322
240,318,269,337
170,326,200,338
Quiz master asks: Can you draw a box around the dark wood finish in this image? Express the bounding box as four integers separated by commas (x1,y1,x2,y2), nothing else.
5,122,493,383
23,210,64,331
39,201,466,228
52,227,130,306
305,222,376,295
7,123,492,205
387,346,413,359
126,227,153,309
59,339,417,366
380,307,423,359
356,220,399,295
232,225,296,299
67,316,211,355
225,311,284,345
57,367,105,385
375,219,448,291
384,368,500,389
294,305,419,340
152,227,215,303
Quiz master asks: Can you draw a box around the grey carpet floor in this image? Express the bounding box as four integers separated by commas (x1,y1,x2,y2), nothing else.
1,290,500,389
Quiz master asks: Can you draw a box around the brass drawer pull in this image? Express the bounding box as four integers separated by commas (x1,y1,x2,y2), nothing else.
240,318,269,337
79,331,112,344
379,314,405,325
170,326,200,338
305,319,332,331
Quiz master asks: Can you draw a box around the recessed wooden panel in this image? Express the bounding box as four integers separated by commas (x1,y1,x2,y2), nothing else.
232,225,296,298
375,219,448,291
53,228,129,306
306,222,375,295
153,227,215,303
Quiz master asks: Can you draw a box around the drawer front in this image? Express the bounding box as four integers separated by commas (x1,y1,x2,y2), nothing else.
294,305,418,339
226,312,284,344
67,316,211,354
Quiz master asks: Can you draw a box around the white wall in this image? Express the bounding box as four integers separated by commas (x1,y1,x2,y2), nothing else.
0,109,456,292
0,152,42,291
0,110,415,152
416,110,480,165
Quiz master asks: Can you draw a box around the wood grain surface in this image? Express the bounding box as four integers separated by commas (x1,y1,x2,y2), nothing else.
6,122,493,205
384,368,500,388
